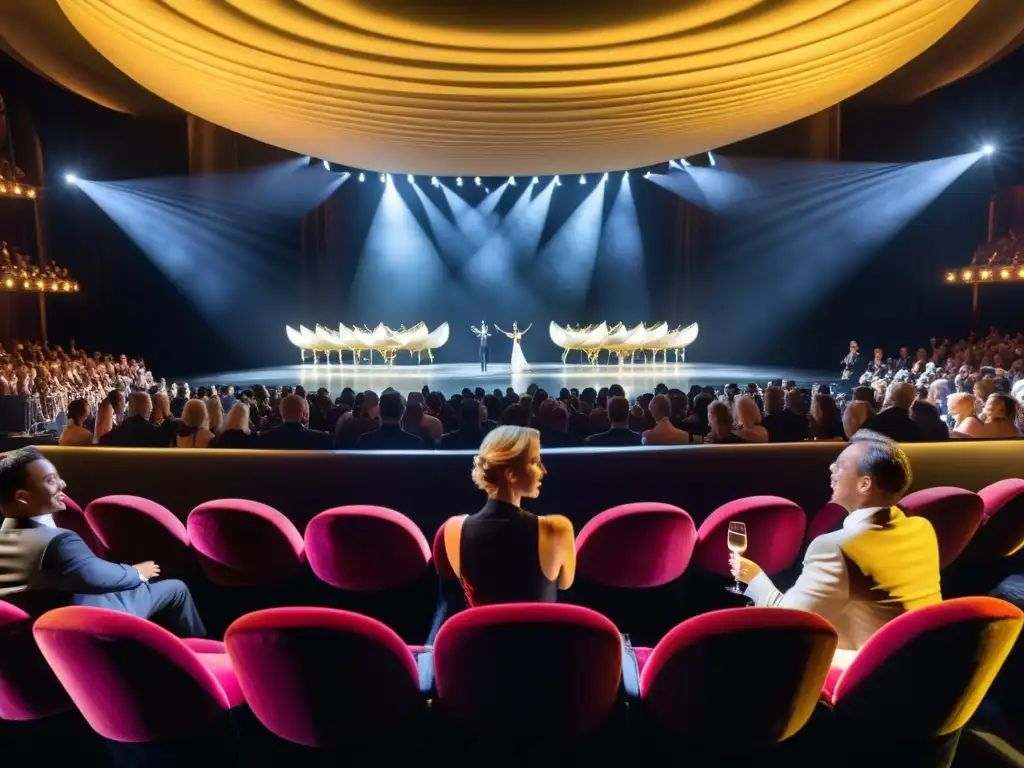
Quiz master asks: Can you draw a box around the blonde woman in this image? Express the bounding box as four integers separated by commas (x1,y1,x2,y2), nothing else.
211,401,258,449
948,393,981,438
59,399,94,446
93,400,114,443
442,425,574,606
204,396,224,434
176,399,215,448
732,395,768,443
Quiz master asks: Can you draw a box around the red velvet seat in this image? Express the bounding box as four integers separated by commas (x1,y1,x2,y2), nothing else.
225,608,425,747
805,501,847,544
693,496,806,576
433,603,622,747
822,597,1022,736
898,487,984,568
304,506,430,591
85,495,194,578
576,502,697,588
33,607,244,742
187,499,304,587
54,494,105,558
432,522,456,581
638,608,837,748
962,479,1024,561
0,600,73,721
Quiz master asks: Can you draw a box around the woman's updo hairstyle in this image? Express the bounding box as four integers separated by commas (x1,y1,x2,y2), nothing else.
472,425,539,495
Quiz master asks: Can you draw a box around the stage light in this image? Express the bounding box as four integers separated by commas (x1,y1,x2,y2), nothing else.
1000,268,1011,279
431,176,439,187
474,177,481,186
554,175,562,186
407,174,414,184
322,159,330,171
2,278,11,289
981,144,995,156
979,269,992,280
708,152,716,167
379,173,386,183
644,171,651,179
532,177,539,186
962,270,973,281
945,271,957,282
509,176,516,186
12,185,21,195
680,158,691,166
485,187,490,193
456,177,463,187
623,171,629,179
601,172,609,183
579,175,586,185
26,189,35,199
1018,268,1024,279
358,172,365,182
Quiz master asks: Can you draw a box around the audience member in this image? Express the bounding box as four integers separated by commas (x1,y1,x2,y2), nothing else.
357,392,427,450
585,396,642,447
732,395,768,443
93,400,114,443
842,401,871,439
176,398,215,449
705,401,743,444
809,394,845,441
863,382,923,443
439,398,490,451
762,386,809,443
0,448,206,636
910,400,950,442
205,396,224,435
260,394,333,450
100,392,166,448
211,401,259,449
642,394,693,445
731,432,941,650
335,390,380,449
58,399,93,447
442,426,573,605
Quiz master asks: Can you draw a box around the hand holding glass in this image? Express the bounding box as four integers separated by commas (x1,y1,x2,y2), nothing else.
726,521,748,594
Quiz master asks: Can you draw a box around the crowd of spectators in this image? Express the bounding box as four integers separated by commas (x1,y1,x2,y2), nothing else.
15,326,1024,449
971,229,1021,267
0,341,154,426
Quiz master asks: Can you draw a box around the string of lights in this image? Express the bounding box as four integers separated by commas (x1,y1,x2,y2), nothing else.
0,179,37,199
944,266,1024,284
0,243,79,293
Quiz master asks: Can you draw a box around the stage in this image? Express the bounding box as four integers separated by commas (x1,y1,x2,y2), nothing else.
182,361,836,397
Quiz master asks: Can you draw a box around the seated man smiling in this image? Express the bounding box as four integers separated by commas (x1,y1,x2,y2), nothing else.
730,431,941,650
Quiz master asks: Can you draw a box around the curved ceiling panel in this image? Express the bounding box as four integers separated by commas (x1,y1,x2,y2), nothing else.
0,0,171,115
57,0,978,175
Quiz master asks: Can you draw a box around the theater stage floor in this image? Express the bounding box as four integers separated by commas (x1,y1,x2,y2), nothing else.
184,361,836,397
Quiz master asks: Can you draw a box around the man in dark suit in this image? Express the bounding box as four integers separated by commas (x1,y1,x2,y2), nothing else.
863,382,923,443
439,398,489,451
0,448,205,637
259,394,333,450
761,386,810,443
100,392,167,447
357,392,428,450
585,396,642,447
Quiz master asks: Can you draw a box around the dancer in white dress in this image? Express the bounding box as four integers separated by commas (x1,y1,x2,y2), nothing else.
495,322,532,373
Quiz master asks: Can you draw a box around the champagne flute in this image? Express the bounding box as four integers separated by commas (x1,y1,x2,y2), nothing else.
725,521,748,594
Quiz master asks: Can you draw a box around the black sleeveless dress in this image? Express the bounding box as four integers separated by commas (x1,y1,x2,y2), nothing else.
458,499,558,606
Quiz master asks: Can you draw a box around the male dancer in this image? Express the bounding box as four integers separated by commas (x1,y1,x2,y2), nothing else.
470,321,491,371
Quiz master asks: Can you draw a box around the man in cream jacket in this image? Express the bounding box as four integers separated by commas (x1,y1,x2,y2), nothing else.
731,431,941,650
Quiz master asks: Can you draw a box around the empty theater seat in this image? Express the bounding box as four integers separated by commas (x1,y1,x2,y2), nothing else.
433,603,622,749
0,600,73,722
187,499,304,587
576,502,697,588
33,607,244,743
966,478,1024,561
899,487,984,568
85,495,194,578
225,607,427,748
694,496,806,576
637,607,837,749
